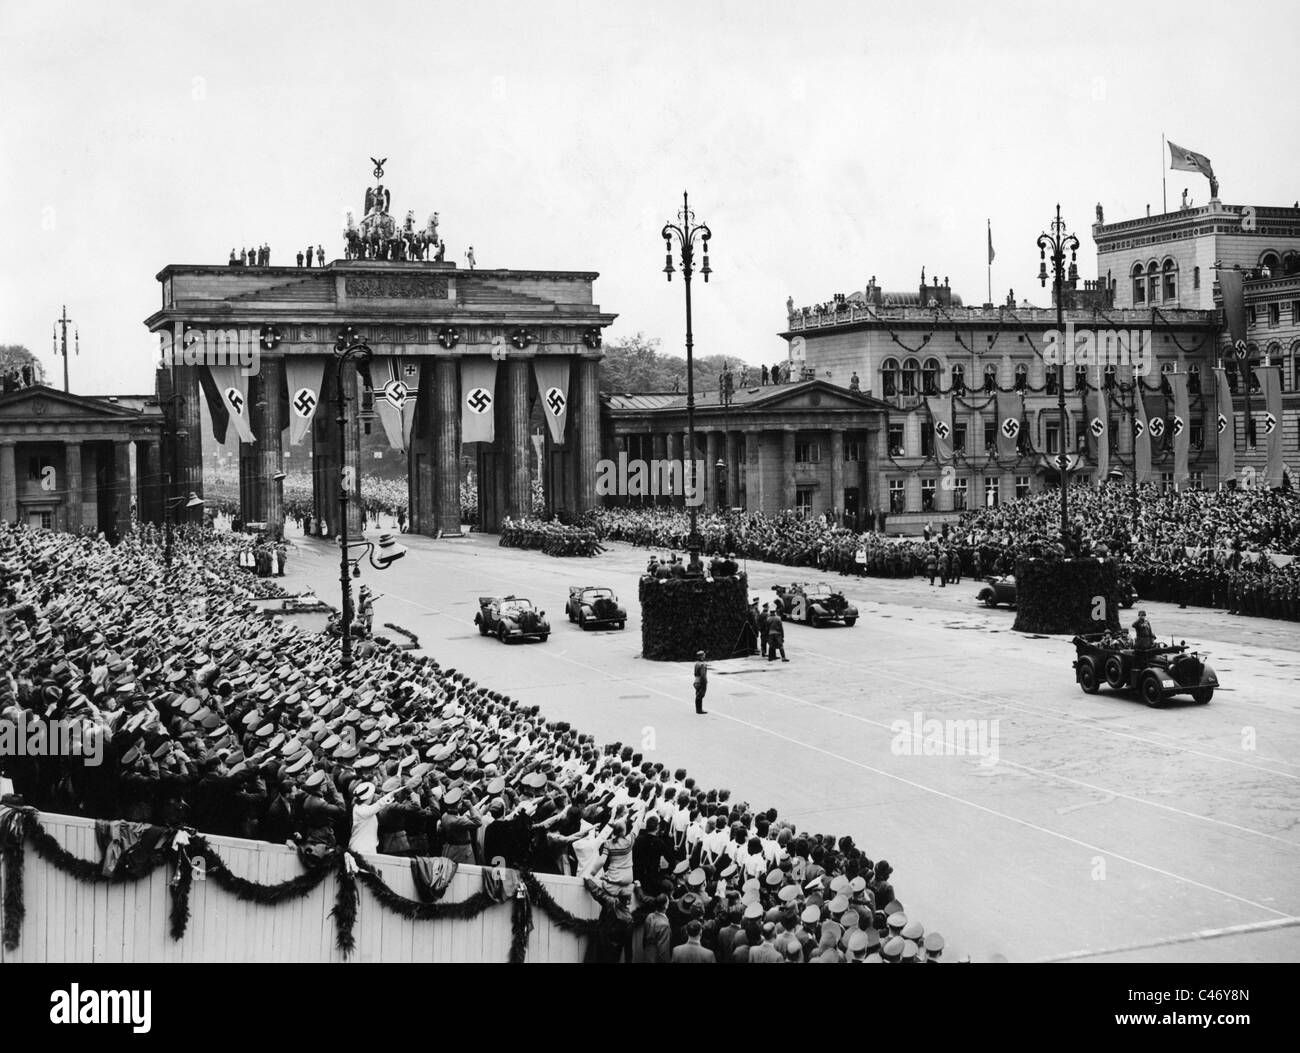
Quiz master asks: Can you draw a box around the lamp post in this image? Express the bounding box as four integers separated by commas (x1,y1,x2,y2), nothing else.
662,191,712,572
715,456,726,508
1038,204,1080,547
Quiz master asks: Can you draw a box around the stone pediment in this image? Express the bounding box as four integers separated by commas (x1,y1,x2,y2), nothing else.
0,385,147,422
744,381,892,414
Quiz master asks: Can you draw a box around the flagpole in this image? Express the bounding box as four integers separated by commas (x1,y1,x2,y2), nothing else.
987,219,992,305
1162,134,1167,214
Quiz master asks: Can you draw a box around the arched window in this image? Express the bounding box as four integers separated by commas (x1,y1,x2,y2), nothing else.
1266,341,1283,366
1187,363,1200,395
902,358,920,396
1104,363,1117,389
1283,252,1300,277
1132,262,1146,304
1160,361,1173,394
881,357,899,397
1014,363,1028,391
1291,340,1300,391
1045,367,1058,395
1075,365,1089,391
1259,250,1281,277
983,363,997,393
921,357,940,396
951,363,966,394
1147,261,1160,304
1193,265,1201,290
1162,259,1177,301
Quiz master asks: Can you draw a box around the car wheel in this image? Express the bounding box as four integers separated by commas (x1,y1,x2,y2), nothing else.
478,621,488,636
980,592,997,608
1103,654,1126,690
497,626,508,643
538,633,549,642
1191,687,1214,704
616,621,625,630
843,618,857,627
1077,657,1099,694
1138,672,1164,707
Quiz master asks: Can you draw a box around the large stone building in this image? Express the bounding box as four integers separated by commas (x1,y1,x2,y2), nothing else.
782,271,1220,525
0,386,162,537
1094,200,1300,310
143,164,615,537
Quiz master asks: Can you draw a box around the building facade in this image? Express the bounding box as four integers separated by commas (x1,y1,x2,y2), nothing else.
0,386,162,538
1094,201,1300,311
600,381,889,525
782,274,1221,523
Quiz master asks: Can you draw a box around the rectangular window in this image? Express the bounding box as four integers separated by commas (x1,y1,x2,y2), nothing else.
1189,471,1204,490
794,440,821,463
921,426,935,457
845,439,867,462
1247,305,1256,325
953,422,967,452
983,420,996,451
888,479,906,513
888,424,905,456
953,477,968,511
1293,301,1300,324
1015,475,1031,500
1269,303,1280,326
1191,418,1204,449
1045,421,1060,455
984,477,1000,507
1160,472,1174,493
921,478,937,511
1109,417,1119,453
1045,370,1058,395
795,488,813,513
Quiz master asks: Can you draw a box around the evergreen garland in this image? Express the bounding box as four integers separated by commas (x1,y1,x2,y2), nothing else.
509,894,532,964
520,871,599,936
169,853,193,941
331,863,358,957
192,836,335,905
352,856,496,920
2,833,24,952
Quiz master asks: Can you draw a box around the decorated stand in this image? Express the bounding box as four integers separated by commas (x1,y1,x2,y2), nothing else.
1011,555,1122,635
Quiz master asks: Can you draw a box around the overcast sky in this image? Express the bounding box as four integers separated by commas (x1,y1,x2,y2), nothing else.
3,0,1298,394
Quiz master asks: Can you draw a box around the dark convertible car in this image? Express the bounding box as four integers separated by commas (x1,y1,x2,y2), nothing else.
475,596,551,643
564,586,627,629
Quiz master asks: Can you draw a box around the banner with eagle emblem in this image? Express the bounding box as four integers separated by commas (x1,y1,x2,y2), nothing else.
285,358,326,447
204,363,254,443
1214,366,1235,488
532,358,571,445
925,395,953,465
372,357,421,452
460,357,498,443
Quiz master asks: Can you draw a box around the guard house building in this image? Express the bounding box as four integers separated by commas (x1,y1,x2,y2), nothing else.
0,386,163,538
144,164,616,538
600,380,890,527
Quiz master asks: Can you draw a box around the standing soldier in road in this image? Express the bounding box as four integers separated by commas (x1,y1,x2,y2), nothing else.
766,609,788,663
693,650,708,715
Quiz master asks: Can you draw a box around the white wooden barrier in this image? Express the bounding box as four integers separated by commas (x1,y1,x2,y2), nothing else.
0,813,597,963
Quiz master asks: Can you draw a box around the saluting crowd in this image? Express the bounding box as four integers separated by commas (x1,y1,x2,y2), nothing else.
0,519,951,962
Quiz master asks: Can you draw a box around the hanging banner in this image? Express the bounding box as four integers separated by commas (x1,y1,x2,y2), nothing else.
1132,384,1152,485
1143,389,1168,455
372,357,421,452
1089,379,1109,484
285,357,326,447
1218,268,1252,393
925,396,953,465
460,357,498,443
1261,365,1285,488
1170,372,1190,489
532,358,571,445
1214,367,1235,488
196,363,231,444
206,364,254,443
995,392,1022,459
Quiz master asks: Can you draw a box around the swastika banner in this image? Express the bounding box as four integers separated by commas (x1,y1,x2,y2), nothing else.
995,392,1023,460
1262,365,1285,488
1091,376,1109,485
1214,367,1235,488
1133,383,1152,485
925,395,953,465
1170,371,1190,489
206,364,254,443
532,358,571,444
460,357,498,443
285,358,326,447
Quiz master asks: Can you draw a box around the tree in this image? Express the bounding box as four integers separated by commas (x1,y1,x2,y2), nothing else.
0,345,45,384
598,334,751,394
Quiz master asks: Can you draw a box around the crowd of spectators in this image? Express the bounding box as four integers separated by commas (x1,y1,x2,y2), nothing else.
0,519,949,961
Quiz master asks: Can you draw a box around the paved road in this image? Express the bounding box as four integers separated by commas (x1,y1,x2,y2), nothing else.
277,528,1300,963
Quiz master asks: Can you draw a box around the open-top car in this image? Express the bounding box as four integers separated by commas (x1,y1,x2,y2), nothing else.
770,581,858,627
976,575,1017,608
475,596,551,643
1072,631,1218,706
565,586,627,629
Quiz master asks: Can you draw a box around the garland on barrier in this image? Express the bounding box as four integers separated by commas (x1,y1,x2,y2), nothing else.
0,807,599,962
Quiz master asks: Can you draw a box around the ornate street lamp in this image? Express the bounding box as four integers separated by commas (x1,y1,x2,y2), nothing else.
1038,204,1080,547
662,191,711,572
333,332,405,667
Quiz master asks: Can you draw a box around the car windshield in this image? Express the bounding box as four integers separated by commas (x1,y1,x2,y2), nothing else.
501,599,534,615
583,589,613,600
807,583,833,596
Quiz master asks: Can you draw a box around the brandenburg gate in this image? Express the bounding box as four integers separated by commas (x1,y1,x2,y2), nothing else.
145,162,616,536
